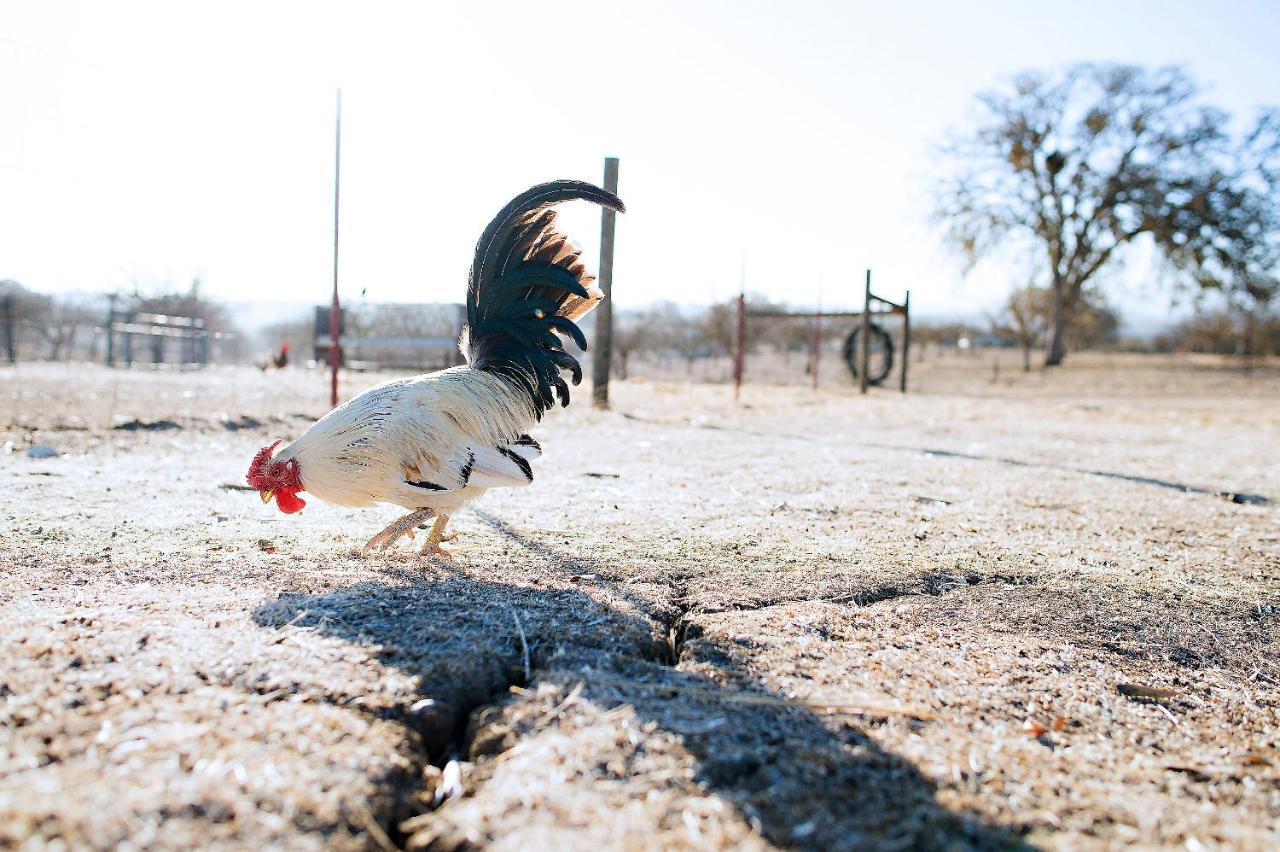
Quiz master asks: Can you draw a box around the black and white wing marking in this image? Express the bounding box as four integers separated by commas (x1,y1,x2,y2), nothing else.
403,435,542,492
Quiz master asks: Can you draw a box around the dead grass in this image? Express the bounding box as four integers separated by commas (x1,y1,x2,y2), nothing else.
1,355,1277,849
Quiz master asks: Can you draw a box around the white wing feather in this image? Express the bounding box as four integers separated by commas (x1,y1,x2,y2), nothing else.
275,366,540,511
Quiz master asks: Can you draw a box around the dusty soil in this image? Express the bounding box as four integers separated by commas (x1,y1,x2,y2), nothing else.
1,355,1277,850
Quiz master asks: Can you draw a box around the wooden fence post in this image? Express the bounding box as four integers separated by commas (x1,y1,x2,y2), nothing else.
104,295,116,366
1,294,15,364
592,156,620,409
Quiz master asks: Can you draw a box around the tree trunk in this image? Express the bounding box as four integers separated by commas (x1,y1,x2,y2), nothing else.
1044,279,1069,367
61,326,78,361
48,331,66,361
1022,339,1032,373
1241,309,1255,358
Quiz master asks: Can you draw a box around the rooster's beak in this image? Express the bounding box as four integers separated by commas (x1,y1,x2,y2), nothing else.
260,489,274,504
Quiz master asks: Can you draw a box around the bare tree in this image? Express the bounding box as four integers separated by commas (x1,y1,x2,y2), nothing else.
132,280,234,333
35,295,96,361
627,302,705,373
613,308,658,380
704,295,791,357
991,284,1118,369
1155,307,1280,357
937,64,1280,365
990,284,1048,372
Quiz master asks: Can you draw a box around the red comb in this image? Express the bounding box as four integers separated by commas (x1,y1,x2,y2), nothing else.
246,439,282,489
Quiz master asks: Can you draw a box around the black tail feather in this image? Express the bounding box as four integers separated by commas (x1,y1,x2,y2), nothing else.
463,180,625,417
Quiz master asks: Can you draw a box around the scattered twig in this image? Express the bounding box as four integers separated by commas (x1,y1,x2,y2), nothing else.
268,609,309,644
546,681,585,725
1117,683,1178,701
509,609,531,684
349,803,397,852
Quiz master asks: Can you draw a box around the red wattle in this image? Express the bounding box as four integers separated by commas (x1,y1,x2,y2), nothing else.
275,489,306,514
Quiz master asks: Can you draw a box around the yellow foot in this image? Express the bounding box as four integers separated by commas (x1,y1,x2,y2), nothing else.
419,514,454,560
420,542,455,561
364,509,436,552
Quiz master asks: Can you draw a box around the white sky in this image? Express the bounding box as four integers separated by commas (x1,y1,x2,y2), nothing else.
2,0,1278,325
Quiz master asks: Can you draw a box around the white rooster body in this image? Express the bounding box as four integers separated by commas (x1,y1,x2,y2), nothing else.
275,367,540,515
246,180,625,555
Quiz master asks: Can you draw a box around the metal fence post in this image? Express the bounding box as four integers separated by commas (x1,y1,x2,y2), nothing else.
592,156,620,409
900,290,911,393
859,269,871,395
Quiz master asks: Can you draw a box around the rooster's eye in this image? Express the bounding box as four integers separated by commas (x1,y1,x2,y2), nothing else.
270,464,282,476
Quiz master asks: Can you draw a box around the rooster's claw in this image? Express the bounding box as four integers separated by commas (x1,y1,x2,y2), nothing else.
363,509,437,552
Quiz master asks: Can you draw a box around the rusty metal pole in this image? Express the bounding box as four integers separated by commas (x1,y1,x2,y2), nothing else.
859,269,871,394
900,289,911,393
591,157,620,408
329,89,343,408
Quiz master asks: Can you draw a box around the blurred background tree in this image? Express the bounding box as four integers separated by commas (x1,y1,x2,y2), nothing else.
1155,308,1280,356
989,284,1048,372
0,279,102,362
936,64,1280,366
131,279,234,334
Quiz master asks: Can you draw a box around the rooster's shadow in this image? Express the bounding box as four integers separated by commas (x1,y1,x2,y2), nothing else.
251,514,1027,851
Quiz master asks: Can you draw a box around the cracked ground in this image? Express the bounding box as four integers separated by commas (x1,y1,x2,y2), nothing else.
1,357,1278,850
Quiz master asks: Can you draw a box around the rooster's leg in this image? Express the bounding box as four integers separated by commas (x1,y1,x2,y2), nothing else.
420,514,453,560
364,508,436,552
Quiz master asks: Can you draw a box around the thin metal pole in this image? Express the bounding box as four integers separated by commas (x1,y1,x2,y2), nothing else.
859,269,871,395
329,89,342,408
592,157,620,408
733,254,746,402
900,290,911,393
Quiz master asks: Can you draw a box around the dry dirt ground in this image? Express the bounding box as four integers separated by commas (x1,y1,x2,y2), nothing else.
1,355,1277,850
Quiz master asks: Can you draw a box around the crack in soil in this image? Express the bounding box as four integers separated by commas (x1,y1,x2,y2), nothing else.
619,412,1272,506
659,584,696,666
375,572,705,845
685,572,1042,615
371,659,529,848
331,541,1038,847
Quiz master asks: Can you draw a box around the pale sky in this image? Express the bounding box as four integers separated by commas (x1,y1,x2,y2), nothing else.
3,0,1278,326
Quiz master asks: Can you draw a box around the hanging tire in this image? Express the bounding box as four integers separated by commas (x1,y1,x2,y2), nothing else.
843,323,894,386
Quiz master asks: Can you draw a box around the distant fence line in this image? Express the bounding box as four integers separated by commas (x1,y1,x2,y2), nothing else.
0,295,240,367
310,303,466,371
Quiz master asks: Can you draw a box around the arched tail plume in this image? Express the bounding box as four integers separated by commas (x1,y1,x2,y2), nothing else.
461,180,625,417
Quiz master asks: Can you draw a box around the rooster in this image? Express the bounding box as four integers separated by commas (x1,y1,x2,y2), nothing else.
246,180,624,557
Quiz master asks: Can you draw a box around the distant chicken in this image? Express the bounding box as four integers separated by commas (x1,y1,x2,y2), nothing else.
246,181,624,557
255,341,291,372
